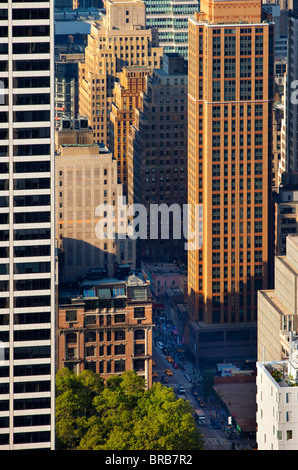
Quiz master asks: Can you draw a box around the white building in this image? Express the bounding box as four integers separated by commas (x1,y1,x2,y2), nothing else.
0,1,55,449
257,335,298,450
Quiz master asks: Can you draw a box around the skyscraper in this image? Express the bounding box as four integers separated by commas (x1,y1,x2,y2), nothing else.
0,1,55,449
187,0,274,367
78,0,163,146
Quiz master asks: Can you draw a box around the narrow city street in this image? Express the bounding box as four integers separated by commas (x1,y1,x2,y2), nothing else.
152,332,253,451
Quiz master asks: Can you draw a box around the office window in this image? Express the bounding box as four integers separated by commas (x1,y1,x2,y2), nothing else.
224,80,235,101
240,35,252,55
224,58,236,78
224,35,236,56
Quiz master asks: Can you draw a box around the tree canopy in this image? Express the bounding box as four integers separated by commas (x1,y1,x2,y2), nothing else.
55,368,204,451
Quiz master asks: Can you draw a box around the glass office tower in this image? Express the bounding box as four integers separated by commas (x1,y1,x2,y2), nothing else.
0,1,55,449
145,0,199,59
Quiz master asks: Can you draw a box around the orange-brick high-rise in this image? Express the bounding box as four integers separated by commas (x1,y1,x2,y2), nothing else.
187,0,275,367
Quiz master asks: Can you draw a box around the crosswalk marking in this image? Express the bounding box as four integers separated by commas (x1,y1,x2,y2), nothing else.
169,382,192,389
203,438,229,446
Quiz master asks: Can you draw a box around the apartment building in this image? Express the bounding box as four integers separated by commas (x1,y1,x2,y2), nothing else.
55,117,135,281
57,273,153,387
187,0,275,367
0,1,55,449
78,0,163,146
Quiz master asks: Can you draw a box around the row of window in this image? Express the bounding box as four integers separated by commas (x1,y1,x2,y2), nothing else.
212,79,264,101
0,127,50,139
0,328,50,342
82,343,146,358
0,431,51,446
0,312,51,326
0,262,51,276
0,59,50,72
0,229,50,242
0,8,49,20
212,220,263,234
0,296,51,308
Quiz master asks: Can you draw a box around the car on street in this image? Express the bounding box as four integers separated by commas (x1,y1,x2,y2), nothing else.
177,385,186,394
172,362,179,369
166,356,174,363
211,417,221,429
165,369,173,376
152,371,157,378
198,398,206,407
161,375,168,383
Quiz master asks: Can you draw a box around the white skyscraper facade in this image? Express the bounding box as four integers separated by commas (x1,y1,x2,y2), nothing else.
0,1,55,449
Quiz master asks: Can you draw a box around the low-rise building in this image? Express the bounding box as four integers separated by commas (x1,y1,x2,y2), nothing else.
258,235,298,364
57,273,154,387
257,334,298,450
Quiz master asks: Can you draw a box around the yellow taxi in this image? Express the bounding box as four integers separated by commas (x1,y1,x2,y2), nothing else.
166,356,174,363
152,370,157,378
165,369,173,376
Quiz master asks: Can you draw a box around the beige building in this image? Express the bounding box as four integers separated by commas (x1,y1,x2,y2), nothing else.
78,0,163,146
55,117,135,281
258,235,298,364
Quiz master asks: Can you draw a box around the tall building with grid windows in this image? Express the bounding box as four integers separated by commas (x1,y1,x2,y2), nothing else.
78,0,163,146
0,1,55,449
187,0,275,368
144,0,199,60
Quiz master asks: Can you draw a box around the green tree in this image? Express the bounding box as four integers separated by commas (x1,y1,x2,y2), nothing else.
56,369,204,451
55,368,104,449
